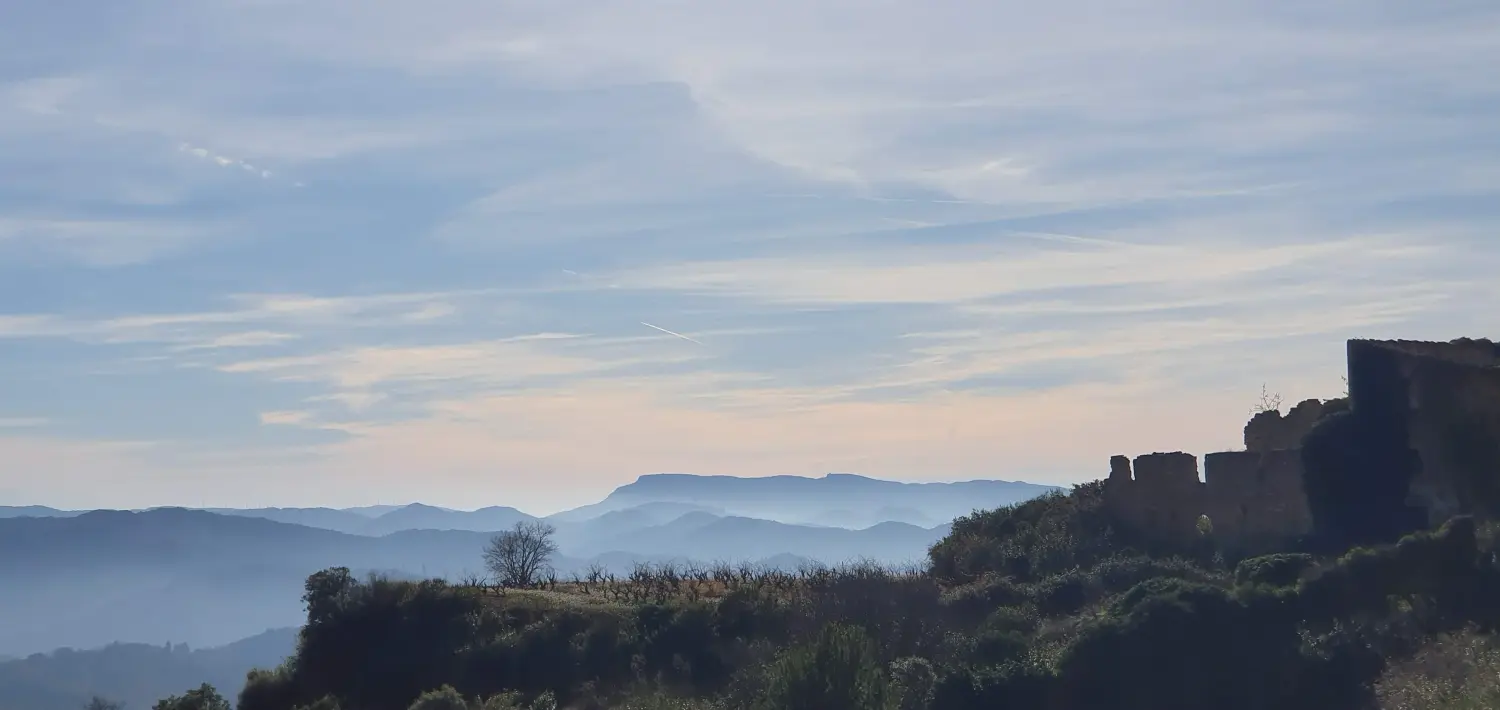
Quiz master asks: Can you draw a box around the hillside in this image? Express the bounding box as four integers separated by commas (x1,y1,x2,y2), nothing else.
171,480,1500,710
0,628,296,710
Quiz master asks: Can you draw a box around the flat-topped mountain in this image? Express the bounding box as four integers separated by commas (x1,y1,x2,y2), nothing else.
559,472,1060,527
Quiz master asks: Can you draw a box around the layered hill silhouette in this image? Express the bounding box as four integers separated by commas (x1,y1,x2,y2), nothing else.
0,509,501,656
0,627,297,710
0,473,1056,659
0,511,953,655
0,473,1053,537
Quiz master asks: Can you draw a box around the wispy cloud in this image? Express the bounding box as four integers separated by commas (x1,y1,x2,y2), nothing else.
0,290,481,348
609,232,1420,306
259,410,312,427
0,0,1496,511
0,217,209,266
0,417,49,429
173,331,299,350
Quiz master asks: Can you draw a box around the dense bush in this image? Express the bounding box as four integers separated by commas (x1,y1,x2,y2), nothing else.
152,684,232,710
756,624,890,710
407,686,469,710
1236,553,1317,587
1056,580,1312,710
1301,407,1426,547
928,481,1118,584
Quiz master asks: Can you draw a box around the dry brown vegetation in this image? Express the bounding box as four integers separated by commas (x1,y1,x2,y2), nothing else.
464,559,928,607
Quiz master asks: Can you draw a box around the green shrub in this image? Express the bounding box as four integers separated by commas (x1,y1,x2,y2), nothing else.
979,607,1038,636
408,685,469,710
887,657,936,710
715,586,789,641
1059,579,1341,710
938,574,1030,622
1035,572,1089,616
1236,553,1316,588
1301,406,1425,546
152,684,232,710
239,666,299,710
928,661,1053,710
929,482,1117,584
470,692,525,710
758,624,893,710
1298,517,1482,625
294,697,343,710
969,629,1029,666
1090,555,1224,594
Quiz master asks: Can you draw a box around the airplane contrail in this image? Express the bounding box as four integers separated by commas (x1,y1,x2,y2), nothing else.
640,321,704,345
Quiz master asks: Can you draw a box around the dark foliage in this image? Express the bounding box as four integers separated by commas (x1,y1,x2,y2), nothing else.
152,683,232,710
1056,580,1309,710
755,624,890,710
1303,345,1430,547
928,481,1117,585
1235,553,1316,587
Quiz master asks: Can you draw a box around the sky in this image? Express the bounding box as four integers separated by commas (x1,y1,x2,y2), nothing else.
1,0,1498,514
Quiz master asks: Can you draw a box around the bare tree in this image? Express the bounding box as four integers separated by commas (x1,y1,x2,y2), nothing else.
1250,383,1283,415
483,520,558,588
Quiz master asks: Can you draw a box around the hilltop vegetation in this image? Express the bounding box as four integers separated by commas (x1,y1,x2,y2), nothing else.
133,476,1500,710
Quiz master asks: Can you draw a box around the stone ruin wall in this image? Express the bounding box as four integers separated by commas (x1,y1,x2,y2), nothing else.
1244,398,1340,453
1105,449,1314,549
1104,338,1500,549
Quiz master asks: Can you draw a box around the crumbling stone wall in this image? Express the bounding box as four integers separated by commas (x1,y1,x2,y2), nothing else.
1105,450,1313,550
1106,453,1205,542
1203,449,1311,543
1245,398,1331,452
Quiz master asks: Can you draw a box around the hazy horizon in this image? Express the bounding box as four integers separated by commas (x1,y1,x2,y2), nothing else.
3,1,1498,514
1,471,1056,517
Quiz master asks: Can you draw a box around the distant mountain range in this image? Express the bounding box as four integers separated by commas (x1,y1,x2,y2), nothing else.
0,473,1058,658
0,508,949,656
199,503,537,536
0,472,1056,535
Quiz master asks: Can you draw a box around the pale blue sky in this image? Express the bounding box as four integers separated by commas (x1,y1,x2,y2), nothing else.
1,0,1497,513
